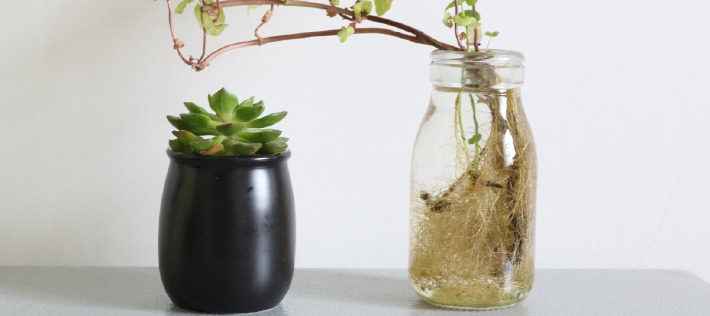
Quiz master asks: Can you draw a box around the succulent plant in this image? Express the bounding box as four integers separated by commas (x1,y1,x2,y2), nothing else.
167,88,288,156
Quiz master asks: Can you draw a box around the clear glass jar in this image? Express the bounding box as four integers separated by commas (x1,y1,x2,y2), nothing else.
409,50,536,310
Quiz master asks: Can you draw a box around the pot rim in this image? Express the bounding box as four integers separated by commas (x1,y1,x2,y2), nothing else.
166,149,291,167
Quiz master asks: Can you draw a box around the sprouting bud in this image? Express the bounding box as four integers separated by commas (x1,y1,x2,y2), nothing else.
262,9,272,23
443,12,453,28
459,32,467,41
173,39,185,49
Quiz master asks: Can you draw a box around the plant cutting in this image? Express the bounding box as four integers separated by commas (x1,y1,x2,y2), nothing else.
409,49,535,309
159,88,294,313
160,0,536,310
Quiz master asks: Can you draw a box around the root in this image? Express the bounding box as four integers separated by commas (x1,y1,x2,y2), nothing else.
410,89,536,306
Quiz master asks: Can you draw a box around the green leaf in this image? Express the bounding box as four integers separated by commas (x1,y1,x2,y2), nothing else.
216,122,245,136
234,105,265,122
246,111,287,128
258,141,288,154
168,139,186,152
238,129,282,143
184,102,208,114
173,130,202,145
190,135,225,152
485,31,500,37
167,115,189,130
194,1,228,36
224,140,262,156
239,96,255,108
468,133,482,144
208,88,239,121
208,24,227,36
338,26,355,43
374,0,392,16
462,9,480,21
353,1,373,17
190,139,215,152
445,1,456,11
175,0,194,14
330,0,340,5
200,143,225,155
465,0,478,5
180,113,214,129
454,13,475,27
184,102,220,121
443,12,453,28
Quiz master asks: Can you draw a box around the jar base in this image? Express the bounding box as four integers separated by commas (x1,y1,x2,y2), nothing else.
422,299,520,311
415,289,528,311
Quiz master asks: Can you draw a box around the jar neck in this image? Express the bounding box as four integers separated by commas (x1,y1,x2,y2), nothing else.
430,50,525,90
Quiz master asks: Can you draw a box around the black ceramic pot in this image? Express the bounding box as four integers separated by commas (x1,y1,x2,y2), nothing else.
159,150,295,314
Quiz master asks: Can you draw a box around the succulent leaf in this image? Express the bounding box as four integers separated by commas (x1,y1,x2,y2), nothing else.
234,105,265,122
224,140,262,156
258,141,288,154
190,135,226,152
246,111,287,128
238,129,281,143
169,139,185,152
169,88,288,156
208,88,239,121
200,143,225,155
184,102,221,120
216,122,245,136
177,113,218,135
180,113,214,128
239,96,255,108
173,130,202,145
190,139,216,152
167,115,190,130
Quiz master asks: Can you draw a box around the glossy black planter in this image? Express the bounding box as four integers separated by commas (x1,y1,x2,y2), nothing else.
159,150,295,314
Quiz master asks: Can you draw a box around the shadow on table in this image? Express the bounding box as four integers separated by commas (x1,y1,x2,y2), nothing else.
0,267,187,314
290,269,446,312
289,269,530,315
0,268,531,315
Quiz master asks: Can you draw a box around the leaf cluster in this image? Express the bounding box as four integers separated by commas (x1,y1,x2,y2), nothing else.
175,0,394,40
167,88,289,156
175,0,228,36
337,0,393,42
442,0,498,50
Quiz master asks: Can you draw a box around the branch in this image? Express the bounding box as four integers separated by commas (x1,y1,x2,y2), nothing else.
212,0,457,50
166,0,192,65
472,5,480,52
167,0,460,71
194,27,424,70
254,4,275,43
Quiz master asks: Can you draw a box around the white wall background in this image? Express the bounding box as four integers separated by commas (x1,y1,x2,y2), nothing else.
1,0,709,282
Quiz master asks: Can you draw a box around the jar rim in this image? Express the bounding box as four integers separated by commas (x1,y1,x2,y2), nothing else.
431,49,524,66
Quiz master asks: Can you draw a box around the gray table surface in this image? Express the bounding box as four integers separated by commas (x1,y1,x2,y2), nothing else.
1,267,709,315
